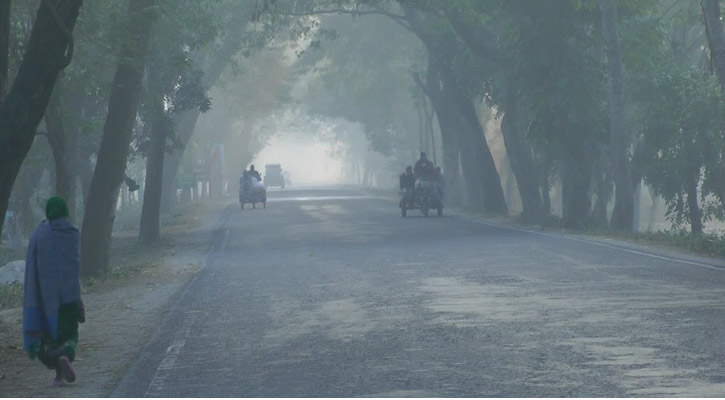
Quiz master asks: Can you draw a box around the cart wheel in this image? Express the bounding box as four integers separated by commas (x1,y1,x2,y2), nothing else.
240,203,244,210
437,207,443,217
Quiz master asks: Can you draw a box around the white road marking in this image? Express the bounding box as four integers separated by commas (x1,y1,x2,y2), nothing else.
143,213,233,396
144,315,195,396
458,216,725,272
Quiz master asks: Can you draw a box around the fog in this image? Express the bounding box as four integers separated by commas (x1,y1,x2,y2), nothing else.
5,1,725,397
251,135,343,186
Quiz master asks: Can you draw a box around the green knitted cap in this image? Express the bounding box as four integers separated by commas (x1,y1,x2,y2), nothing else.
45,196,69,221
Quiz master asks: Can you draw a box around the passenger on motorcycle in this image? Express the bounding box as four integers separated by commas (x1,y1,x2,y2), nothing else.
240,170,254,192
399,166,416,207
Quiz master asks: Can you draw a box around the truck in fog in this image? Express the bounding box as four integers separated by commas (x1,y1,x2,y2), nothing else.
264,164,285,188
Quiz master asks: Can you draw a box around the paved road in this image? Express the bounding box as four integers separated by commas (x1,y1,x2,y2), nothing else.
113,187,725,397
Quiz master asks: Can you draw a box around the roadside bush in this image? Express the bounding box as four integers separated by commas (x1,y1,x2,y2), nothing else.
639,231,725,258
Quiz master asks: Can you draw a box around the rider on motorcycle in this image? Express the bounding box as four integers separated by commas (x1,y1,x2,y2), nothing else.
248,165,262,182
413,152,435,181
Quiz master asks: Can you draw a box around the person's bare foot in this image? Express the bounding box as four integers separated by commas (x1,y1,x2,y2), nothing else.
53,368,66,387
58,356,76,383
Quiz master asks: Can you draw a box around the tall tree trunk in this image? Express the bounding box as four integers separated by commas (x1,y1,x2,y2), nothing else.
458,131,485,210
647,187,659,232
44,95,77,222
444,76,507,214
541,159,551,214
633,180,642,232
416,57,504,212
416,99,425,153
686,170,703,234
702,0,725,98
500,75,543,221
415,58,463,206
11,159,44,238
562,143,594,228
0,0,10,101
160,109,201,213
362,162,371,187
591,151,613,225
80,0,155,278
439,127,462,206
77,149,93,205
423,100,438,166
0,0,82,239
599,0,634,231
139,99,166,243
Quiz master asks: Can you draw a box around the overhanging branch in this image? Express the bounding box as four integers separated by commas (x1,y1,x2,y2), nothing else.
268,7,410,31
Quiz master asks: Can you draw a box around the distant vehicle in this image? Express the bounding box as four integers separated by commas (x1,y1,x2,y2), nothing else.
239,177,266,210
264,164,285,188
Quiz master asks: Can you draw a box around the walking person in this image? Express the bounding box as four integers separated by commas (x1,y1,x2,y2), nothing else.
23,196,85,387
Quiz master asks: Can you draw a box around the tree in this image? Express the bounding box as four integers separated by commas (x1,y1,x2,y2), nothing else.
635,66,719,234
158,1,287,213
629,2,723,234
0,0,10,101
441,3,544,219
45,0,128,219
80,0,157,277
402,4,507,213
702,0,725,98
138,0,215,243
0,0,82,239
598,0,634,231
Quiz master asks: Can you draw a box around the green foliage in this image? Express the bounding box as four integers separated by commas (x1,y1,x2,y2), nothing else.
628,3,724,231
133,0,222,157
638,230,725,257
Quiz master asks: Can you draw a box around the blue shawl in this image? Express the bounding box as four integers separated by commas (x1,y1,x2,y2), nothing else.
23,218,81,353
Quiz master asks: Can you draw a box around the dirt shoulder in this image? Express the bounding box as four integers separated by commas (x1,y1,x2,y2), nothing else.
0,201,225,397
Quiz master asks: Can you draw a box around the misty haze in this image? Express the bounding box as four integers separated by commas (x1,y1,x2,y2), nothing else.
3,0,725,397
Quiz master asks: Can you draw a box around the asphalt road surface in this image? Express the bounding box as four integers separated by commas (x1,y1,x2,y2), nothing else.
113,187,725,397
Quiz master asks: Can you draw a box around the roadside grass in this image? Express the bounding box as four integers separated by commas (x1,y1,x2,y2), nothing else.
618,231,725,258
506,212,725,259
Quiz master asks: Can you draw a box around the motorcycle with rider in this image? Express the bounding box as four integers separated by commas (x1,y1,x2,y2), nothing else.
400,152,444,217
